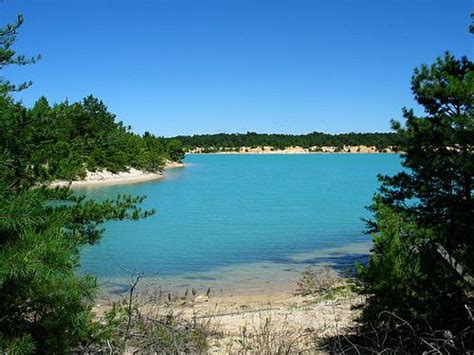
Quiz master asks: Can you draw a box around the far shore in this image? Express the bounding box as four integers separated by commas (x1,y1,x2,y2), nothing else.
187,145,396,154
49,160,185,188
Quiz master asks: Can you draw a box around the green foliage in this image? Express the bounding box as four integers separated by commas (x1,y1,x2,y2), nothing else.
175,131,398,151
0,16,172,353
0,15,40,95
0,183,154,352
357,50,473,343
166,138,186,162
0,94,184,186
356,202,466,324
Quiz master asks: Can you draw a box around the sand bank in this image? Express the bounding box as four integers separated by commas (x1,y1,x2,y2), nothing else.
188,145,395,154
50,161,184,188
184,291,361,352
93,275,362,353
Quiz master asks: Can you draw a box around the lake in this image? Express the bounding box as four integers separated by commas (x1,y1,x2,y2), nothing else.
78,154,401,296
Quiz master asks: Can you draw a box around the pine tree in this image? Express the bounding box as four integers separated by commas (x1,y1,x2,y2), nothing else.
0,16,154,353
357,49,473,344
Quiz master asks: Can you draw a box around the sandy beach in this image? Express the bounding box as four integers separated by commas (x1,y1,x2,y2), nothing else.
93,272,362,353
182,291,361,353
50,160,185,188
188,145,395,154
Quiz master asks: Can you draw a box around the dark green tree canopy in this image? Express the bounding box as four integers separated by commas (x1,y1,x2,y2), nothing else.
357,50,473,349
380,52,473,261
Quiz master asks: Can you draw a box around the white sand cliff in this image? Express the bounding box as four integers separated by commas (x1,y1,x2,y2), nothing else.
188,145,395,154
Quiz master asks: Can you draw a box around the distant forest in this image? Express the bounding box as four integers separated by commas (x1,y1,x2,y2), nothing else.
173,132,398,151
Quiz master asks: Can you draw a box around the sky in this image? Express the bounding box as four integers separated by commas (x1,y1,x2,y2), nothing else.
1,0,473,137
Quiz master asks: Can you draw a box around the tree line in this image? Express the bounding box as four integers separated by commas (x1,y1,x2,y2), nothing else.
174,131,398,151
1,94,184,186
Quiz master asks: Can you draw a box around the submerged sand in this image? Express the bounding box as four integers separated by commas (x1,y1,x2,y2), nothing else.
50,161,184,188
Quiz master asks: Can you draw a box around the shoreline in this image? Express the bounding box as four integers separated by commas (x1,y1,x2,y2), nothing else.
50,160,185,188
94,241,371,301
187,145,396,154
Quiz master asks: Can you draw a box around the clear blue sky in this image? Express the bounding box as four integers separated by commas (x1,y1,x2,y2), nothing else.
1,0,473,137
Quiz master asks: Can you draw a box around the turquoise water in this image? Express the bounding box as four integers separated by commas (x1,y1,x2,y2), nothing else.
78,154,401,295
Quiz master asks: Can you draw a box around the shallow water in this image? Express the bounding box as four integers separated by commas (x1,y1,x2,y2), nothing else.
78,154,401,296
